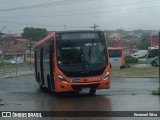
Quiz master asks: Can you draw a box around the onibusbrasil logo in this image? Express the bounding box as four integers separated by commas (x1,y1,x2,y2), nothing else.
1,112,42,118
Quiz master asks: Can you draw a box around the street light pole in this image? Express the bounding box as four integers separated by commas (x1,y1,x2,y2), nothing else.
30,38,32,59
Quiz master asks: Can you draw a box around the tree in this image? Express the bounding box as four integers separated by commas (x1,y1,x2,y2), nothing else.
115,29,126,35
138,33,151,50
21,27,47,41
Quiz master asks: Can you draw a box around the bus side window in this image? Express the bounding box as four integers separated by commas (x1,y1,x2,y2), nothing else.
49,40,54,66
49,40,54,53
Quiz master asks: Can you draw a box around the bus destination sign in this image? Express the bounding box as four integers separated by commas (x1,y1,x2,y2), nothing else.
61,33,99,40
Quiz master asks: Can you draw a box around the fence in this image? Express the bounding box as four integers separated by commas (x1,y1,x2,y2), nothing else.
0,54,34,78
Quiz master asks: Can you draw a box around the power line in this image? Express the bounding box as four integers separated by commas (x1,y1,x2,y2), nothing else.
45,5,160,17
0,0,20,4
0,19,90,28
0,5,159,24
5,5,159,19
0,0,158,19
0,0,95,12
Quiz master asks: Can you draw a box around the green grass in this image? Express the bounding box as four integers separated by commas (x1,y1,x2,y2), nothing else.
0,62,33,68
111,67,159,78
137,60,146,64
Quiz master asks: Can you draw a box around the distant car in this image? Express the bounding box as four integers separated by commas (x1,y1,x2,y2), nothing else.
26,56,35,63
10,59,23,64
151,57,159,67
10,60,17,64
132,53,140,59
125,54,138,63
132,50,148,59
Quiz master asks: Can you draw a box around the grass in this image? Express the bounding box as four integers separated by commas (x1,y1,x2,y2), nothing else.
111,67,159,78
0,63,159,78
137,60,146,64
0,62,33,68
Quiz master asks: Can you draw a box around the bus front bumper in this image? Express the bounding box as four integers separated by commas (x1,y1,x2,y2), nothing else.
55,79,110,93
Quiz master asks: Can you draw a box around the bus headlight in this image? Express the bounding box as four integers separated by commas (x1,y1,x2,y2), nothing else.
57,74,68,83
103,72,110,81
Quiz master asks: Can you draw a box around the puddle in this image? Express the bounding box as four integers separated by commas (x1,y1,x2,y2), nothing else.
0,103,5,106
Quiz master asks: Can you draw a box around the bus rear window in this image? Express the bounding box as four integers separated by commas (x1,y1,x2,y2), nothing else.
109,50,122,58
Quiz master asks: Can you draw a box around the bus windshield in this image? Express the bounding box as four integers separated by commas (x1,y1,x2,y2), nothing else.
109,49,122,58
56,40,107,72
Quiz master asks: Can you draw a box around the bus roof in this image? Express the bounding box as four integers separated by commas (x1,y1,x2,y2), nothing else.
55,30,103,34
34,30,104,48
34,32,55,48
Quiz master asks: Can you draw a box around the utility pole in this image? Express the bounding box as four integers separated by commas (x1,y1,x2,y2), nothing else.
7,30,11,34
90,23,99,30
0,26,7,73
64,24,66,31
0,26,7,33
29,37,32,59
29,37,33,70
158,32,160,95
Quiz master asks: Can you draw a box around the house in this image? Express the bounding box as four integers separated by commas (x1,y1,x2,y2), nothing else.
3,38,29,62
0,34,35,63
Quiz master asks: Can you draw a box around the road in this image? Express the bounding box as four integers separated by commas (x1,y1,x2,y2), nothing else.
0,75,159,120
0,66,33,77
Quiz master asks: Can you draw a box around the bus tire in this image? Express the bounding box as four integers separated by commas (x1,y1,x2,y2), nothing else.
151,61,157,67
89,89,96,95
39,84,44,90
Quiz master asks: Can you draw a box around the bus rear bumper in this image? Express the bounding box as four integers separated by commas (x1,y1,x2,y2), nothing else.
55,79,110,93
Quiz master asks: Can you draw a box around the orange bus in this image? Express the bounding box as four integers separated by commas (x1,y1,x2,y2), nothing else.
34,30,110,94
108,47,125,68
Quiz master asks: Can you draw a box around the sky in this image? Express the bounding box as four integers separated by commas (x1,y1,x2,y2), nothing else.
0,0,160,34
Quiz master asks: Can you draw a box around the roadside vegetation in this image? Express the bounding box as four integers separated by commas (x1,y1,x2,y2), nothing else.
111,67,159,78
0,62,33,68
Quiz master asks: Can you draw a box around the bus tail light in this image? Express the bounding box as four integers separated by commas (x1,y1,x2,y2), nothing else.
103,72,110,81
57,74,68,83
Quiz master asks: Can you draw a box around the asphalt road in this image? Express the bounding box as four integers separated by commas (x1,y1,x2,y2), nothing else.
0,75,159,120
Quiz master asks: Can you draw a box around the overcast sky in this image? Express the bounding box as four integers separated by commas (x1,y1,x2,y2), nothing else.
0,0,160,34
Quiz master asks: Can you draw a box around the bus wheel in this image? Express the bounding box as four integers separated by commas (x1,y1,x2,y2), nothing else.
152,62,157,67
39,84,44,90
89,89,96,95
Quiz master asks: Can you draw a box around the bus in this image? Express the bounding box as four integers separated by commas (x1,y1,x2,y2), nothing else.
108,47,125,68
146,46,159,66
34,30,111,94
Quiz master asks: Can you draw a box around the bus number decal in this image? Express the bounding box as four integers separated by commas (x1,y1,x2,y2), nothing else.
80,33,97,39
